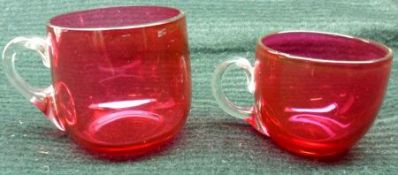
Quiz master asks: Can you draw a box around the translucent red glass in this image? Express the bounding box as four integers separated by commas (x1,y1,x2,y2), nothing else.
254,32,392,158
47,6,190,157
3,6,190,158
212,31,392,159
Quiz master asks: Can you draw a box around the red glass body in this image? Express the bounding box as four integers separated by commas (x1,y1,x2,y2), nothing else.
253,32,392,158
46,6,191,157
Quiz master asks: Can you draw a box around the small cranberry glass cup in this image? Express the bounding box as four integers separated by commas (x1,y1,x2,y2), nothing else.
2,6,191,158
212,31,392,158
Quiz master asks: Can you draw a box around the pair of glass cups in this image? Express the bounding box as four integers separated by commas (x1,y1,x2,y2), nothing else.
2,6,393,159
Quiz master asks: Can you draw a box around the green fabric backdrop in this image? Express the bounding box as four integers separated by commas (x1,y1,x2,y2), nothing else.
1,0,397,174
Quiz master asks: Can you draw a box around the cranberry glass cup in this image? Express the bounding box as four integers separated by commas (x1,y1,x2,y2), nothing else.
2,6,191,157
212,31,392,158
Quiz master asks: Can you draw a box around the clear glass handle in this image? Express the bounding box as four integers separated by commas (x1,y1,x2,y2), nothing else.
212,57,269,136
211,57,255,119
2,37,64,131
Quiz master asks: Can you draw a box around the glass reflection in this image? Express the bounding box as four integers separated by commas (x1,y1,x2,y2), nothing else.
286,103,351,140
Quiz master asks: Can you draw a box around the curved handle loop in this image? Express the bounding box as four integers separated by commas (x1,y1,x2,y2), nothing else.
2,37,64,131
2,37,52,107
211,57,255,119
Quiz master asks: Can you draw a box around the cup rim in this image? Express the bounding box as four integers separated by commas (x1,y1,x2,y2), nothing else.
257,30,393,64
47,5,185,31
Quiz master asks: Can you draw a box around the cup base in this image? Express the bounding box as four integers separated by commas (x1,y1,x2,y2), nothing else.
70,129,179,160
67,112,185,159
269,134,353,160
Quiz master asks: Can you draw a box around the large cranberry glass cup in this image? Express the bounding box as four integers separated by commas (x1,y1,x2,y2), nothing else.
2,6,191,157
212,31,392,158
